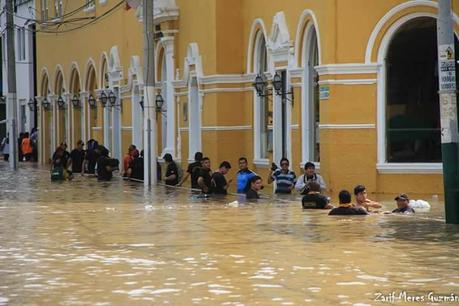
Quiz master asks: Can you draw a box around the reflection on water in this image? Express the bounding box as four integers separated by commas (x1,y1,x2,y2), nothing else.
1,163,459,305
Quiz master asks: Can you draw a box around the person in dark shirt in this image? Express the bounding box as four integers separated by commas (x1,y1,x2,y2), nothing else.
197,157,212,194
69,140,86,174
83,139,99,175
392,193,415,214
302,181,333,209
245,175,263,200
128,150,144,181
96,146,113,181
211,161,232,195
267,158,296,194
177,151,203,188
236,157,256,193
163,153,179,186
52,143,70,169
329,190,368,215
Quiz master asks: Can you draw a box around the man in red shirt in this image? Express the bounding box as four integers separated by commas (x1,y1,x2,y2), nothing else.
122,144,137,177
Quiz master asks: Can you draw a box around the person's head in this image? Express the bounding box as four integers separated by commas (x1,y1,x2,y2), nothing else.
280,158,290,171
304,162,316,177
163,153,173,163
132,149,140,159
395,193,410,209
201,157,210,169
97,145,109,157
307,181,321,193
219,161,232,174
238,157,248,171
24,132,29,138
194,152,203,162
354,185,367,202
249,175,263,191
60,142,67,150
140,150,144,157
339,190,352,204
76,140,84,150
128,144,136,154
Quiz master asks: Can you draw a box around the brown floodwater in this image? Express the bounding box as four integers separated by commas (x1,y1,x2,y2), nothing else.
1,163,459,306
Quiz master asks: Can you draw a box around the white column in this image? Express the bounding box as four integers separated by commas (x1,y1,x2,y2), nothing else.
163,37,175,157
273,90,283,164
111,87,122,161
103,94,111,150
132,84,143,149
80,92,87,144
64,93,71,147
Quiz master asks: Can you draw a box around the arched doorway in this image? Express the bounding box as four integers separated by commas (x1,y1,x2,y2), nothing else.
40,73,53,161
70,69,82,147
86,65,98,141
100,57,111,151
253,30,272,162
188,76,201,160
385,17,455,163
158,52,167,155
55,70,66,145
302,26,320,163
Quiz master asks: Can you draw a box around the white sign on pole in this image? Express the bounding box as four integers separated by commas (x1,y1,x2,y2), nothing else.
438,44,456,91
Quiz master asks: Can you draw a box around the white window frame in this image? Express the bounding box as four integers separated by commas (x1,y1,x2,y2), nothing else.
54,0,63,18
41,0,49,21
376,12,442,174
253,31,270,167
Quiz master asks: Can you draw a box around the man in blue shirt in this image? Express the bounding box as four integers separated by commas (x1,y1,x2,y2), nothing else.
236,157,256,193
268,158,296,194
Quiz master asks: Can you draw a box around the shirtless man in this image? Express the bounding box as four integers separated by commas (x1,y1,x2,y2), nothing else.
354,185,381,212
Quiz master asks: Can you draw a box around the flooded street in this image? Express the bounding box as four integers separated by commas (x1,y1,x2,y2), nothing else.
1,163,459,305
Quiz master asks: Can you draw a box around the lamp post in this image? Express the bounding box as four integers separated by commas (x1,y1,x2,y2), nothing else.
41,98,51,111
57,95,65,109
71,94,81,108
27,98,35,112
88,94,97,108
108,90,116,106
99,92,108,107
155,94,164,113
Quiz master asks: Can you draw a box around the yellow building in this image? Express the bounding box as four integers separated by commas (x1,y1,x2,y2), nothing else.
36,0,459,194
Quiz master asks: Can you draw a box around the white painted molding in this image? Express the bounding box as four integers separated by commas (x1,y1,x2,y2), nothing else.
247,18,269,73
319,124,375,129
175,91,189,97
377,163,442,174
200,87,253,94
365,0,459,63
315,63,380,75
318,79,377,85
291,124,300,129
294,9,322,66
179,125,252,132
92,126,102,131
200,73,256,85
121,126,133,131
289,68,303,78
253,158,270,167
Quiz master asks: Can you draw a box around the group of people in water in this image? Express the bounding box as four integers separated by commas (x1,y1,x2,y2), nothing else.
48,140,416,215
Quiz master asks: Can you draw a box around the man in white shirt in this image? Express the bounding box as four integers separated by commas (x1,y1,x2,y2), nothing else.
295,162,326,194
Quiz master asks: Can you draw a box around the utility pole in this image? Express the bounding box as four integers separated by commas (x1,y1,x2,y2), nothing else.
143,0,157,186
6,0,18,170
437,0,459,224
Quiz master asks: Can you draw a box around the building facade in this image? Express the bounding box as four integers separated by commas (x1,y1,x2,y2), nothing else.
1,0,37,142
36,0,459,194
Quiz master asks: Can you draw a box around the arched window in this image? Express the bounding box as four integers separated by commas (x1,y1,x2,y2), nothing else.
302,26,320,163
55,70,67,144
86,65,98,140
385,17,452,163
254,30,272,160
70,69,82,146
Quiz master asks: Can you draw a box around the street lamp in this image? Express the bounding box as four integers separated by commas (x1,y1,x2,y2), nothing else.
139,97,144,111
27,98,35,111
272,71,294,105
99,92,108,107
57,95,65,109
71,94,81,108
41,98,51,110
88,94,97,108
253,74,269,97
108,91,116,106
155,94,164,113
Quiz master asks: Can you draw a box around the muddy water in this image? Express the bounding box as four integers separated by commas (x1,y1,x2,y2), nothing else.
1,163,459,305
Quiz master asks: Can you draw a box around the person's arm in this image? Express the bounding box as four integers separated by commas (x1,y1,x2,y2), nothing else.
267,170,275,184
289,173,297,191
225,178,233,190
295,175,305,192
366,199,382,209
197,176,208,193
